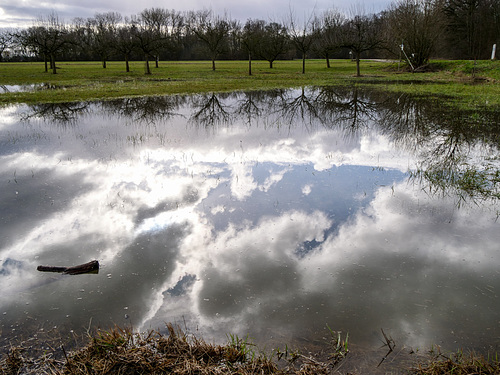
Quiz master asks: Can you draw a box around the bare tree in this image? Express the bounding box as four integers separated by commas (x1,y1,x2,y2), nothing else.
443,0,497,59
258,21,289,68
385,0,445,68
114,19,136,72
165,10,185,60
131,8,170,74
313,9,346,68
340,6,384,76
142,8,170,69
286,8,319,74
0,29,14,61
73,12,122,68
92,12,122,68
17,12,70,73
189,10,234,71
241,19,265,75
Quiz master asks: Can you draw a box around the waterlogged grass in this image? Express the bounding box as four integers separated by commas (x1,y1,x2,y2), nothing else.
1,324,498,374
0,324,349,375
0,59,499,108
410,348,500,374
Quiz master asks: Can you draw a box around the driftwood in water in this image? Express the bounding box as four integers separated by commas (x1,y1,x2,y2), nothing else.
37,260,99,275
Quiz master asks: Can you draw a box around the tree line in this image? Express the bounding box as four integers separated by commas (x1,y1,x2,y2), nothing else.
0,0,498,76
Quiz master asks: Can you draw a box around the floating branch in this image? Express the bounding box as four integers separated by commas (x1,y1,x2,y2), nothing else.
37,260,99,275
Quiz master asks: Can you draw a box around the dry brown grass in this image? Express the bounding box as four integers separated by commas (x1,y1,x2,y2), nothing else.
2,324,499,375
409,349,500,374
0,324,345,375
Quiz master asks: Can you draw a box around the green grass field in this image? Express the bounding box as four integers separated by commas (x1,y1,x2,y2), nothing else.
0,59,499,108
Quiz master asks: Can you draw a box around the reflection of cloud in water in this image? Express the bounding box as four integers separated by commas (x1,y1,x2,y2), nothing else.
1,91,499,355
143,181,500,351
302,184,312,195
141,209,332,336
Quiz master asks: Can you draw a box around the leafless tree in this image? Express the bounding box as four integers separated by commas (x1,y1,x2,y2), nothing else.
385,0,445,68
0,28,14,61
313,9,346,68
340,6,384,76
189,10,236,71
90,12,122,68
74,12,122,68
17,12,70,73
131,8,171,74
443,0,498,59
257,21,289,68
241,19,265,75
286,8,319,74
114,19,136,72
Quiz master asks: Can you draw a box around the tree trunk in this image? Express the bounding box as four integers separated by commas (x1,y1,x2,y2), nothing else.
212,58,216,71
302,52,306,74
326,52,331,68
145,55,151,74
155,55,159,68
51,54,57,74
102,60,107,69
44,54,48,73
125,56,130,73
269,60,273,69
356,52,361,77
248,52,252,76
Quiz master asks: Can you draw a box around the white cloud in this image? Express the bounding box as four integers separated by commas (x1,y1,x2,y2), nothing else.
0,0,392,28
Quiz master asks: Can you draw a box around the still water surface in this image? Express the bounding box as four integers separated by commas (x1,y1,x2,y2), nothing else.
1,87,499,361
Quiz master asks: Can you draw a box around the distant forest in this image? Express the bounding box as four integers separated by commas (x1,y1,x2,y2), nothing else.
0,0,498,73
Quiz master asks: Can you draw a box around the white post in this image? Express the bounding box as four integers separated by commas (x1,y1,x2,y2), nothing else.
492,44,497,60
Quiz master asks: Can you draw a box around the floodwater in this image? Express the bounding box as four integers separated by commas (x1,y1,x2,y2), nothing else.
1,87,500,368
0,83,60,93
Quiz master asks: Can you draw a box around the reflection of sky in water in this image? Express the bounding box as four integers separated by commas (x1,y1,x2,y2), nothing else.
202,162,402,240
0,89,499,358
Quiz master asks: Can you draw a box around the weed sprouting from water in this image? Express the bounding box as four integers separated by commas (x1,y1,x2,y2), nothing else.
226,333,255,363
409,161,500,209
326,324,350,367
409,347,500,374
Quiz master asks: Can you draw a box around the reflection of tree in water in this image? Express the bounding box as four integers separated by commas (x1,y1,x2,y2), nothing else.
100,96,187,146
376,91,500,205
234,90,280,126
18,87,500,205
274,87,323,131
376,92,435,152
230,87,378,134
313,85,379,135
255,85,500,206
23,102,89,127
186,87,379,133
411,110,500,205
189,92,232,128
102,95,186,124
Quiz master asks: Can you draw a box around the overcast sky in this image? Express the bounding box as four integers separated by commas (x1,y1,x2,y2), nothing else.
0,0,391,28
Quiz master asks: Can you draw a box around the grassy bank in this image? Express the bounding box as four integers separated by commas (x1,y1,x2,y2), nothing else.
0,59,499,108
1,324,498,374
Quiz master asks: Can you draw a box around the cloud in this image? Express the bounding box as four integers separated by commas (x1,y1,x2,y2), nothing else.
0,0,392,27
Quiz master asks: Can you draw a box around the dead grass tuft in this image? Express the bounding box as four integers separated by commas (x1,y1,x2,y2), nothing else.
2,324,498,374
0,324,343,374
410,349,500,374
